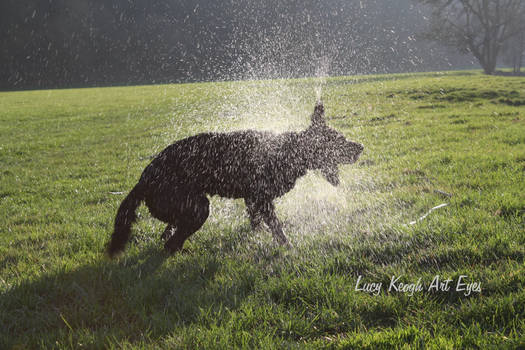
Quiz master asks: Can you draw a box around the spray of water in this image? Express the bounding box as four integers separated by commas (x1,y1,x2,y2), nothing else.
185,75,408,251
132,2,422,254
314,55,331,103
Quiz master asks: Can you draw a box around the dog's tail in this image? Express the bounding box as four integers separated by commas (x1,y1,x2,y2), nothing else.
107,183,144,258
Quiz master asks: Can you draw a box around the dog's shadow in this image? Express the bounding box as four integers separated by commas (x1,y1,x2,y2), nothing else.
1,246,249,348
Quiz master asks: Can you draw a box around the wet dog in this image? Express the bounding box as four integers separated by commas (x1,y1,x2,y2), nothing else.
107,102,363,257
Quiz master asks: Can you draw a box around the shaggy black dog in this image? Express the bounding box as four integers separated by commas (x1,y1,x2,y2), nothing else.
107,102,363,257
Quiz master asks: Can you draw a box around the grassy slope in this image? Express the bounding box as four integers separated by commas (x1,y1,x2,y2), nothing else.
0,71,524,349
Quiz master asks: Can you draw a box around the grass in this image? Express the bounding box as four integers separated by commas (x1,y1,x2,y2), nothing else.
0,70,524,349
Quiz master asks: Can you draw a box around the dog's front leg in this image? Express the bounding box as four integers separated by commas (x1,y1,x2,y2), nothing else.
245,197,263,231
259,201,290,247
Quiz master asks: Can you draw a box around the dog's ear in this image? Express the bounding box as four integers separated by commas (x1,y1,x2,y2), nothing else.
311,102,326,127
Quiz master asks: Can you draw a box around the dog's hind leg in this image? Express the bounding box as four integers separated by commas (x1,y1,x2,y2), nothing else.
145,193,178,241
164,194,210,254
255,200,290,246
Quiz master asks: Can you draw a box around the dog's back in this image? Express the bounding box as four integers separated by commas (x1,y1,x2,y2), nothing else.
139,130,306,199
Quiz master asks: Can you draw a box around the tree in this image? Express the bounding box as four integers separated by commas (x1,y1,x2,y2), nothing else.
419,0,525,74
502,29,525,74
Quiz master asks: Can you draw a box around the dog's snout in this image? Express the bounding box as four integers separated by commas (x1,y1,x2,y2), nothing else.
350,142,363,153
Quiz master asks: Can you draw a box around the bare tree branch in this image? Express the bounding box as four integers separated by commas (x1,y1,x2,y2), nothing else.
418,0,525,74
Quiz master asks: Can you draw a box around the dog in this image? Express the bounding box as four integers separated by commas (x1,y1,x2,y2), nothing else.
107,102,363,257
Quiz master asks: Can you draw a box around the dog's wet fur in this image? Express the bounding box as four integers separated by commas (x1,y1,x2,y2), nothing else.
107,102,363,257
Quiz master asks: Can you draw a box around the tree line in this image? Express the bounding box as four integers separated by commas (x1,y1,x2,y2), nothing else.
5,0,520,90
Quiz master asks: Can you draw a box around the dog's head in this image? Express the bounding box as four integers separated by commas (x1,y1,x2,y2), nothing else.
302,102,364,186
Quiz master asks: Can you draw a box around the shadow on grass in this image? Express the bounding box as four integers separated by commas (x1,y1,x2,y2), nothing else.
0,245,251,348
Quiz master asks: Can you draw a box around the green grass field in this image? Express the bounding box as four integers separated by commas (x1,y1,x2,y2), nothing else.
1,71,524,349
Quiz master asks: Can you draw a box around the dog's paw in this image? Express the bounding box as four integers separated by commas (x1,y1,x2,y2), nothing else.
280,240,292,250
250,223,265,233
164,239,185,255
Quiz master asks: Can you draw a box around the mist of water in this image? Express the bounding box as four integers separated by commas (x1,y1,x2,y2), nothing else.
129,2,423,253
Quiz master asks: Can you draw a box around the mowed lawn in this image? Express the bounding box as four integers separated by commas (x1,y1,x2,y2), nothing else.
0,71,524,349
